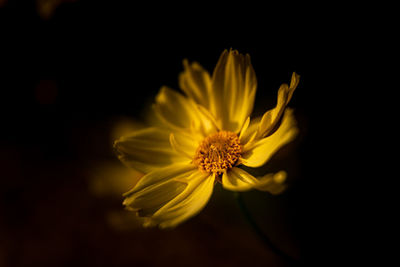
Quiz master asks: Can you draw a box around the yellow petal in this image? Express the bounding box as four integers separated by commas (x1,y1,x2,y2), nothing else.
195,104,220,135
153,86,217,137
153,86,201,130
127,169,215,228
131,179,187,217
238,117,250,140
153,171,215,228
123,162,195,197
179,59,212,109
222,167,259,192
239,116,261,145
114,127,190,173
169,132,197,159
211,49,257,132
257,72,300,138
222,168,287,194
123,163,197,213
254,171,287,195
242,109,298,168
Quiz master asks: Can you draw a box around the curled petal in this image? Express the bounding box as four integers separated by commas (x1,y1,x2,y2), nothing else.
257,72,300,138
254,171,287,195
242,109,298,168
222,167,287,194
222,167,259,192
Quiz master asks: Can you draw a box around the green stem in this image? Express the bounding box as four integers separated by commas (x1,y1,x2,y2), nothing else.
234,192,299,266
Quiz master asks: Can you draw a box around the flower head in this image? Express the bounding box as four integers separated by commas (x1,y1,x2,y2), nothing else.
114,49,300,228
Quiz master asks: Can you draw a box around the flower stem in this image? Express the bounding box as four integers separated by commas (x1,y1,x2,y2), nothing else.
234,192,299,266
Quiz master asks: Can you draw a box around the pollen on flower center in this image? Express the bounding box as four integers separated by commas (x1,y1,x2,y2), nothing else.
193,131,242,174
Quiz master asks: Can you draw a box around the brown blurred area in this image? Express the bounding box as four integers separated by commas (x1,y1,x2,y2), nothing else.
0,1,356,266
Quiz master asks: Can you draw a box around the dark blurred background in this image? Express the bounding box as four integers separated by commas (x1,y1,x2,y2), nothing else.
0,1,359,266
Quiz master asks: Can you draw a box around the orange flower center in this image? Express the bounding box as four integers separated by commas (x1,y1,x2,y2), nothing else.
193,131,242,174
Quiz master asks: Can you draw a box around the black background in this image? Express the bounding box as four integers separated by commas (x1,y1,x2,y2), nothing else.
0,1,368,266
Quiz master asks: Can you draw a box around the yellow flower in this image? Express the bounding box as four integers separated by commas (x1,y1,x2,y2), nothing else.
114,49,300,228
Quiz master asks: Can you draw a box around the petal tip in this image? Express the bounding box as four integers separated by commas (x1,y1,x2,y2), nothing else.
274,171,287,183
